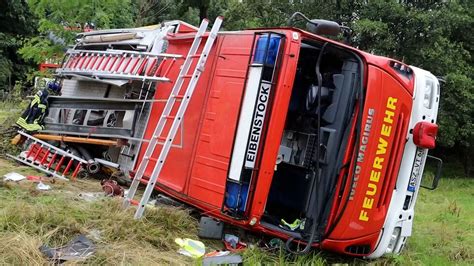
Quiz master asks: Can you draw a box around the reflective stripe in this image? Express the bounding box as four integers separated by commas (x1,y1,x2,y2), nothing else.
174,238,205,258
16,117,43,131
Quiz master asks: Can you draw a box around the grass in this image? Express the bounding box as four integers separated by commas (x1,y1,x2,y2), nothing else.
0,164,197,264
402,178,474,265
1,158,473,265
0,103,473,264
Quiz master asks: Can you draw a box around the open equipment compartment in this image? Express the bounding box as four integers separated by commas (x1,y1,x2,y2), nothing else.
262,39,363,236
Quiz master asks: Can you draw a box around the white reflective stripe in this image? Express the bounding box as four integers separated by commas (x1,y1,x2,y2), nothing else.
228,66,263,181
244,81,272,169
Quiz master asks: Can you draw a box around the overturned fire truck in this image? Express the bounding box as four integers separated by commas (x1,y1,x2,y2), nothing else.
10,14,443,257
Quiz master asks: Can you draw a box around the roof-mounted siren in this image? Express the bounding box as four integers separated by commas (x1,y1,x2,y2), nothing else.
288,12,352,44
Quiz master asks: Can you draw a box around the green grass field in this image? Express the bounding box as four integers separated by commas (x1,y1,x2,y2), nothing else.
0,104,473,264
0,157,473,265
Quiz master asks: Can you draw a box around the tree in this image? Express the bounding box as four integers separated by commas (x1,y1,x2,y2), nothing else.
133,0,179,27
19,0,135,65
351,1,473,175
181,0,210,22
0,0,36,95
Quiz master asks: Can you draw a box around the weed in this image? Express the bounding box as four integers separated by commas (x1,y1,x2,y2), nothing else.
447,200,461,217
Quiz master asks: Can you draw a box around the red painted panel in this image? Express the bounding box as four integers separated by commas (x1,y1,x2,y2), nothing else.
187,34,254,207
327,65,412,240
136,35,217,193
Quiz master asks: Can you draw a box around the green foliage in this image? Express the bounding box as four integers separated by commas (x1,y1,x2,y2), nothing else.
27,0,134,29
0,0,36,93
19,36,64,64
132,0,177,27
19,0,135,64
438,73,473,148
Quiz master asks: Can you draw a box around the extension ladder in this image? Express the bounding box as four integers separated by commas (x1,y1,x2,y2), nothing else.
7,131,88,180
123,17,223,219
57,49,183,82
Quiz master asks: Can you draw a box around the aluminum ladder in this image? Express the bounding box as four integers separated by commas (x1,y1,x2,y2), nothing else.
123,17,223,219
7,131,88,180
57,49,183,82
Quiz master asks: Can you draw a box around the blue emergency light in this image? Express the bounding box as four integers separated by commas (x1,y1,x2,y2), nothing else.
253,34,281,65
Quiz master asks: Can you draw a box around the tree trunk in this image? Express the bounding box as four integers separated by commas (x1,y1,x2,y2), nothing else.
462,147,472,177
199,4,208,21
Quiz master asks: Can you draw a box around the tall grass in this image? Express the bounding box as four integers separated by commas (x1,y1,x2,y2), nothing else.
0,179,196,264
0,164,473,264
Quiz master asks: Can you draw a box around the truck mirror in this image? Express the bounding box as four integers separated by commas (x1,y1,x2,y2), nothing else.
420,155,443,190
287,12,352,44
306,19,341,36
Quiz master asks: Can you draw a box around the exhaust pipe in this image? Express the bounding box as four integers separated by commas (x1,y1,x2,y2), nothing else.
74,145,101,174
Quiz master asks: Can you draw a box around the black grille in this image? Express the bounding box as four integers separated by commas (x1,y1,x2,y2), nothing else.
345,244,371,255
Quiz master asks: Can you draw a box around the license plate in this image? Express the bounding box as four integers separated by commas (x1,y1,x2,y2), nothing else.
408,148,425,192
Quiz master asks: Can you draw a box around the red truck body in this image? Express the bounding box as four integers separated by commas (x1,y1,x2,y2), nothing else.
14,19,440,258
132,26,439,257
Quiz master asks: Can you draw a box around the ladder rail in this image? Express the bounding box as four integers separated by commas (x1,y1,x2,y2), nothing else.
132,19,209,179
6,154,69,180
122,18,210,209
8,131,88,180
132,17,223,219
64,49,183,58
17,131,87,164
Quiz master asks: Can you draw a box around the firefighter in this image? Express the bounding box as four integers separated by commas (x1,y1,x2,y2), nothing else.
16,81,61,132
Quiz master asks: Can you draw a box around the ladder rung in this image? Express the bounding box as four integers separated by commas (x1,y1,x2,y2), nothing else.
93,56,105,70
62,159,74,176
26,143,37,158
172,95,185,99
163,115,175,119
179,75,192,79
120,57,133,73
100,56,112,71
55,156,66,172
72,163,82,178
47,153,58,169
32,145,43,161
156,136,166,141
129,57,142,74
135,57,149,75
147,157,158,162
189,54,202,58
39,150,50,164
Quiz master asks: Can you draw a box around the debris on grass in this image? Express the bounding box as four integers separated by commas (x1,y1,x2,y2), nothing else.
175,237,206,258
36,181,51,191
224,233,247,252
205,250,230,257
203,253,243,266
101,179,124,197
39,234,95,262
78,192,105,202
3,172,26,182
198,216,224,239
26,175,47,182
